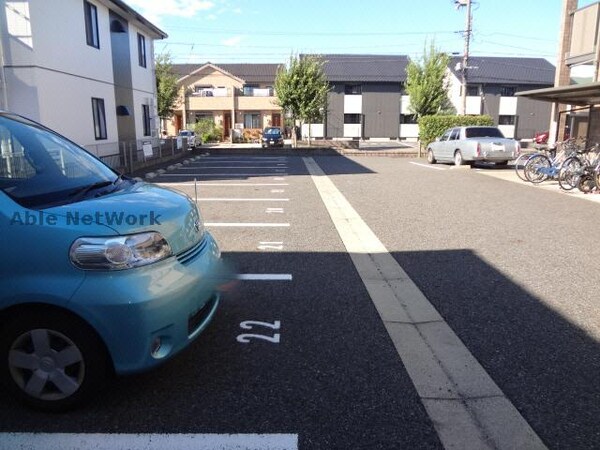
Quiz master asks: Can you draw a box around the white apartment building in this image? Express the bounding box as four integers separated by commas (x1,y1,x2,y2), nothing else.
0,0,166,157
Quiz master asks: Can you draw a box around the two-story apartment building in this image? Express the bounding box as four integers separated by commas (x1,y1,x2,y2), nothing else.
169,63,283,141
0,0,166,157
302,54,409,140
446,56,555,139
302,54,554,141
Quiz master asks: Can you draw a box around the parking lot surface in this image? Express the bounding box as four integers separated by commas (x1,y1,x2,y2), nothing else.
1,154,599,450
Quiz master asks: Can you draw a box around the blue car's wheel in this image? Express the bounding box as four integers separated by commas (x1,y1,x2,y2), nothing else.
0,308,111,411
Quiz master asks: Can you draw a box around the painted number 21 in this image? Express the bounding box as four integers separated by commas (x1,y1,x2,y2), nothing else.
237,320,281,344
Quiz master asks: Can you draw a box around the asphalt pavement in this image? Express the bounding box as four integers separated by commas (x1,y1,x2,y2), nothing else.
1,154,598,449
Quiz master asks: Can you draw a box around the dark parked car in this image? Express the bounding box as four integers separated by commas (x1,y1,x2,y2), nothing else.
261,127,284,148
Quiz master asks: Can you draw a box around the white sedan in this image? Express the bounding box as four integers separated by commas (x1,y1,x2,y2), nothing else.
427,126,520,166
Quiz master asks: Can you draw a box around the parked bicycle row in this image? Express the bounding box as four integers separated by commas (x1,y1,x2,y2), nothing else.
514,138,600,193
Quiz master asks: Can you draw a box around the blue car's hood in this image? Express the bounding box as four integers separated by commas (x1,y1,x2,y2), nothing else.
44,182,203,255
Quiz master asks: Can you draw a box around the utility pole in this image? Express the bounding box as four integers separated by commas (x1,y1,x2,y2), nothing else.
456,0,472,115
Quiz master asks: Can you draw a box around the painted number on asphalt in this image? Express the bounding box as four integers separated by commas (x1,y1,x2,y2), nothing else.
237,320,281,344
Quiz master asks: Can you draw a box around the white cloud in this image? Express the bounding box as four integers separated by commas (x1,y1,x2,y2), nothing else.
222,36,243,47
124,0,215,24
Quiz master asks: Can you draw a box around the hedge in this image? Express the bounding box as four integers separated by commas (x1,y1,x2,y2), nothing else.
418,115,494,147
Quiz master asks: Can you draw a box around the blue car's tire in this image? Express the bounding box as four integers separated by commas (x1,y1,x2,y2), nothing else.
0,307,112,412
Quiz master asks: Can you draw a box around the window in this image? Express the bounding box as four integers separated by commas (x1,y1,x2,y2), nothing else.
137,33,147,68
467,85,479,96
243,85,258,96
244,114,260,129
465,127,505,138
400,114,417,124
498,115,516,125
91,98,107,140
345,85,362,95
142,104,151,136
500,86,516,97
195,114,213,123
84,1,99,49
449,129,460,140
440,130,452,141
344,114,362,124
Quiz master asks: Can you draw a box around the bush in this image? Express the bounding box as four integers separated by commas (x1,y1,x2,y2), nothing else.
193,119,223,143
419,115,494,147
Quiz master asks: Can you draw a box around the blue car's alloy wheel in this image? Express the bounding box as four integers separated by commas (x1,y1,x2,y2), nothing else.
0,308,111,411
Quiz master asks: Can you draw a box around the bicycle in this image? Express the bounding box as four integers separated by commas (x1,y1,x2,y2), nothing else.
524,139,583,184
558,143,600,192
514,145,555,181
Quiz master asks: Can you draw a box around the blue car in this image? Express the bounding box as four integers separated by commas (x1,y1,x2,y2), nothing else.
0,112,226,411
261,127,284,148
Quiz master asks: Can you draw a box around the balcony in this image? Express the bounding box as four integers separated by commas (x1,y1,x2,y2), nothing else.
240,87,274,97
237,94,279,111
187,88,234,111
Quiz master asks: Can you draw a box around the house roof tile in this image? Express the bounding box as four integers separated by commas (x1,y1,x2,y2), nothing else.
448,56,555,85
313,54,410,83
172,63,282,83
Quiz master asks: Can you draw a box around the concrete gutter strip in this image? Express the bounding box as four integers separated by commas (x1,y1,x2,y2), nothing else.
303,157,547,450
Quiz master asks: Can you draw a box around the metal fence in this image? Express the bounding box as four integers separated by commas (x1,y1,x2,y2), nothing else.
93,137,191,174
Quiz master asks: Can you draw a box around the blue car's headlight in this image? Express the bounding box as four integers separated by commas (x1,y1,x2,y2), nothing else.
69,232,172,270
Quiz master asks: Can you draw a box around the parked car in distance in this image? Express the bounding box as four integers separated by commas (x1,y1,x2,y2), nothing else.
261,127,284,148
178,129,199,148
426,126,520,166
0,111,228,411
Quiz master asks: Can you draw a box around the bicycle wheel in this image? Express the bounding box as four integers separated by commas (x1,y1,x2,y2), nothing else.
558,156,584,191
524,154,551,183
514,152,535,181
593,163,600,192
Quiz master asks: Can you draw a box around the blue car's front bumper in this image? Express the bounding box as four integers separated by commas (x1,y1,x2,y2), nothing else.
67,232,225,374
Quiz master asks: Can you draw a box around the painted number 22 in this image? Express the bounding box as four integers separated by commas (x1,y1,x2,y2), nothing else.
237,320,281,344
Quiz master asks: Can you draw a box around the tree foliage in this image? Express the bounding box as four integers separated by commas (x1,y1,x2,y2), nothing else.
405,44,454,119
155,53,179,119
274,55,329,145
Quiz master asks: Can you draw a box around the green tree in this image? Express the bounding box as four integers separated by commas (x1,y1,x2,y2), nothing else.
155,53,179,131
274,55,329,147
405,44,454,119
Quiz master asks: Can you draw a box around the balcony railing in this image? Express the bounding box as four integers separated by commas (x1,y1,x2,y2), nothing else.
240,87,274,97
191,88,231,97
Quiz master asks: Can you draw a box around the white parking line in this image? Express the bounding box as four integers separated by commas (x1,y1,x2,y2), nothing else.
159,173,289,177
159,183,289,186
198,157,287,161
195,198,289,202
237,274,293,281
409,162,447,171
0,433,298,450
175,166,288,169
205,222,290,227
303,157,546,450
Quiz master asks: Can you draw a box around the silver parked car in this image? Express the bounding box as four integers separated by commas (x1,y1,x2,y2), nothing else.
426,126,520,166
178,130,199,149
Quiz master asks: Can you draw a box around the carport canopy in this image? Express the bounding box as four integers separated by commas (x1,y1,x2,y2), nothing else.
516,82,600,106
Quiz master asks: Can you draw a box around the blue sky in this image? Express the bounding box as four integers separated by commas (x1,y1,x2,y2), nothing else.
124,0,597,65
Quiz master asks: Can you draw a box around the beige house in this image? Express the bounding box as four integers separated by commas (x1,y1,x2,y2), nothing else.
167,63,283,142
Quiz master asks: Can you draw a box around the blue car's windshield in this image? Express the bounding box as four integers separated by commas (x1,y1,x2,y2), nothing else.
0,114,119,209
263,128,281,136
